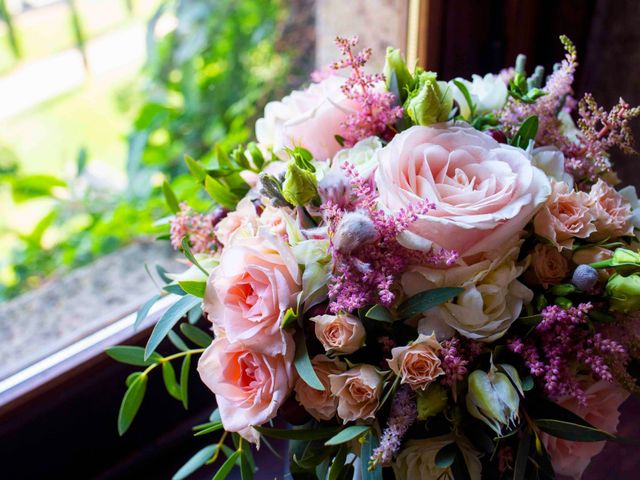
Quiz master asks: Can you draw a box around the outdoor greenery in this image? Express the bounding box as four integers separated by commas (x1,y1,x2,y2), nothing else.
0,0,296,300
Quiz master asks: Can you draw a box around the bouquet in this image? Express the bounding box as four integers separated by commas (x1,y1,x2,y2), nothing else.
108,35,640,480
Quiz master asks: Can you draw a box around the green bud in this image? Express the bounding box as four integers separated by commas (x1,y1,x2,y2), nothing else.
554,297,573,309
466,363,520,435
383,47,413,103
403,71,452,126
549,283,576,296
613,248,640,264
591,248,640,275
416,383,448,421
281,161,318,206
606,273,640,313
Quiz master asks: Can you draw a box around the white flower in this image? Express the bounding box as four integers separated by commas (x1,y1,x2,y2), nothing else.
450,73,508,119
292,238,331,309
393,434,481,480
619,185,640,229
331,136,383,179
530,146,575,188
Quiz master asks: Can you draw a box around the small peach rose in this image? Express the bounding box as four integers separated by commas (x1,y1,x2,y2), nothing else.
329,365,383,423
214,197,258,246
311,313,366,354
588,179,633,241
387,334,444,390
531,243,569,288
259,205,288,238
294,355,345,421
534,180,596,250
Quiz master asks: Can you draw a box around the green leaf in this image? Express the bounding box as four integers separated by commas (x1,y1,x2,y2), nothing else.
180,237,210,277
163,283,187,296
360,431,383,480
240,447,254,480
534,419,614,442
511,115,539,149
194,422,224,436
125,372,142,387
253,425,339,441
294,331,324,391
156,264,172,284
188,304,202,324
184,154,207,181
328,445,348,480
106,346,162,366
434,442,456,468
118,373,147,435
135,294,161,330
11,174,66,202
145,295,201,360
205,175,238,209
178,280,206,298
172,444,217,480
180,323,213,348
365,304,394,323
452,79,475,117
162,361,182,400
450,445,471,480
168,330,189,352
212,450,240,480
513,428,532,480
325,425,370,446
162,180,180,213
398,287,464,318
280,307,298,329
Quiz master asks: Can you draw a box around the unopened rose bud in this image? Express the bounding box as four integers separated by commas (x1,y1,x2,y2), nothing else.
333,211,378,254
318,170,351,207
466,364,521,435
383,47,414,103
606,273,640,313
404,71,452,126
572,264,599,291
282,162,318,206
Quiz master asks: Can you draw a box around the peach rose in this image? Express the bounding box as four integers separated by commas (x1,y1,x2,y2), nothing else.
197,335,294,443
294,355,345,421
542,380,629,480
203,229,301,354
531,243,569,288
534,180,596,250
214,197,258,246
387,333,444,390
374,123,551,259
329,364,383,423
259,205,289,238
588,179,633,241
311,313,366,354
255,75,358,161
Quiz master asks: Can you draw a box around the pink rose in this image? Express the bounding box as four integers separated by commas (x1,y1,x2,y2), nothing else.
203,229,301,354
294,355,345,421
375,123,551,259
531,243,570,288
214,197,258,246
534,180,596,250
329,364,383,423
542,380,629,479
387,333,444,390
311,313,366,354
197,335,295,443
255,76,358,161
588,179,633,241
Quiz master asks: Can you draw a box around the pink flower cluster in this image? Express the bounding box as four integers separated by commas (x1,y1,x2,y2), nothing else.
169,203,222,253
439,337,483,389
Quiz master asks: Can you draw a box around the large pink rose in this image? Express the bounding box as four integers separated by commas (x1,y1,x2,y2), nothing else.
374,123,551,258
255,76,358,161
542,380,629,480
197,335,294,443
203,229,301,355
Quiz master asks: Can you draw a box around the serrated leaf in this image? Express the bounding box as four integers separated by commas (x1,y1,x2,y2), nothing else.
180,323,213,348
162,180,180,213
162,361,181,400
294,331,324,391
135,294,161,330
172,444,217,480
534,419,613,442
106,346,162,366
145,295,201,360
325,425,370,446
118,374,147,435
178,280,206,298
212,451,240,480
365,304,394,323
398,287,464,318
434,442,456,468
253,425,339,441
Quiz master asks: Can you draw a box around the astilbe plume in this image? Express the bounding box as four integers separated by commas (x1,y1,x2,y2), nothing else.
169,203,220,253
439,336,483,400
324,163,457,313
331,36,403,146
369,385,417,468
508,303,628,406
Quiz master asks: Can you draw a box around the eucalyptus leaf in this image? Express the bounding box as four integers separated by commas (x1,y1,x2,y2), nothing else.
365,304,394,323
118,373,148,435
172,444,217,480
434,442,456,468
294,331,324,391
168,330,189,352
360,431,383,480
145,295,201,359
106,346,162,366
398,287,464,318
134,294,161,330
325,425,370,446
180,323,213,348
535,419,613,442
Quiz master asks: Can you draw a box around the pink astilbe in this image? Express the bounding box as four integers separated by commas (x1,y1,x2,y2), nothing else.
369,385,417,468
169,203,221,254
324,163,457,313
330,36,403,146
508,303,628,406
439,337,483,401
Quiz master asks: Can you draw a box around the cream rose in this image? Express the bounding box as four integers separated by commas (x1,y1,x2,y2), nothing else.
255,75,357,161
203,228,301,355
197,335,294,443
450,73,508,119
387,333,444,390
329,364,383,423
393,434,482,480
294,355,345,421
403,242,532,342
375,123,551,259
331,136,383,179
311,313,366,354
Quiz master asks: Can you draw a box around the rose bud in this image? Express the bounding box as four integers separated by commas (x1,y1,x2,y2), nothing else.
571,264,599,291
282,161,318,206
311,313,366,354
333,211,378,254
318,170,351,207
606,273,640,313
